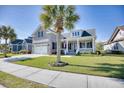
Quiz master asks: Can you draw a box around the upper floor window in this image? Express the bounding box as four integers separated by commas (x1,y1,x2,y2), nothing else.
72,32,80,37
38,31,43,37
120,31,124,36
38,32,40,37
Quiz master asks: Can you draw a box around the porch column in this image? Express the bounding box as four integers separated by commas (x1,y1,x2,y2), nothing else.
17,44,18,52
11,45,13,52
76,39,79,53
66,39,68,54
92,37,95,53
85,41,87,48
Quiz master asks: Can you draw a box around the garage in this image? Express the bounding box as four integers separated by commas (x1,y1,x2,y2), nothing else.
33,45,48,54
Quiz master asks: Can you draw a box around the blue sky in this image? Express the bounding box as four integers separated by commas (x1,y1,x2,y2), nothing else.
0,5,124,41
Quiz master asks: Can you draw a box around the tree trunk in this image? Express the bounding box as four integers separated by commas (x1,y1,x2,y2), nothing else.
56,32,61,63
4,39,7,57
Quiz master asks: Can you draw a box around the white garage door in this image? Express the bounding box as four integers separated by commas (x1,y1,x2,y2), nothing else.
34,46,48,54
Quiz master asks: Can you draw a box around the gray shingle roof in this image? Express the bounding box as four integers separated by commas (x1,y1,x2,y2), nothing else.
11,39,23,44
25,39,32,43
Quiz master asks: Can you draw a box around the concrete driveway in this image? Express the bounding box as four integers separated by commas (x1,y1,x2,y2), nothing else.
1,54,44,62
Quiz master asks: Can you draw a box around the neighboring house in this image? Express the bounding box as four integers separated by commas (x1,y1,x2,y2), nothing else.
22,37,32,52
10,37,32,52
32,25,96,55
104,25,124,53
10,39,23,52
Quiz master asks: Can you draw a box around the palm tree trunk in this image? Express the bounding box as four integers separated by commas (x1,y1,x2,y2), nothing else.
56,32,61,63
4,39,7,57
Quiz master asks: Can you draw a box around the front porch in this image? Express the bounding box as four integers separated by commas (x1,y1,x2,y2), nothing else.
61,37,96,55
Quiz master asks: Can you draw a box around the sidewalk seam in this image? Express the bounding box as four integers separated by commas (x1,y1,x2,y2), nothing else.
48,72,61,86
25,70,42,78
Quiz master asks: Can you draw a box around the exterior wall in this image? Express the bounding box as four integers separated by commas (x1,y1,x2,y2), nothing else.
28,44,32,51
113,30,124,41
10,44,23,52
117,41,124,52
32,30,57,54
104,29,124,53
32,43,49,54
32,27,96,54
22,40,32,51
104,40,124,53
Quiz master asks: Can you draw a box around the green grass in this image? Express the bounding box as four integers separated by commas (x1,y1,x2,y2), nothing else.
0,71,48,88
15,54,124,79
0,53,20,58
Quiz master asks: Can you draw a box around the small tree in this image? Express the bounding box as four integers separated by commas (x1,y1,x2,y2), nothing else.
0,25,16,57
96,42,104,51
40,5,79,66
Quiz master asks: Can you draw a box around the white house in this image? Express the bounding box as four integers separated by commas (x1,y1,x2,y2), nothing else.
104,25,124,53
32,25,96,55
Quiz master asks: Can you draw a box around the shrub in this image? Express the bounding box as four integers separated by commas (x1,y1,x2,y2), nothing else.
19,50,29,54
76,52,81,56
111,51,123,54
96,51,101,55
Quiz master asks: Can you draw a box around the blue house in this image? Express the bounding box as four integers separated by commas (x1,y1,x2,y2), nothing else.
10,39,23,52
10,37,32,53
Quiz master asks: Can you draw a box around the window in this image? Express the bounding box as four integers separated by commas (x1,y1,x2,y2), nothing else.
120,31,124,36
61,42,65,48
72,32,80,37
52,42,56,49
75,32,77,36
41,32,43,37
80,42,85,48
114,43,118,50
87,42,92,48
72,32,74,36
37,31,43,37
77,32,80,36
38,32,40,37
68,43,72,49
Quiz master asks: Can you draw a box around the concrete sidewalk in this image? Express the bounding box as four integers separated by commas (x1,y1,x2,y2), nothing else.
0,84,6,88
0,61,124,88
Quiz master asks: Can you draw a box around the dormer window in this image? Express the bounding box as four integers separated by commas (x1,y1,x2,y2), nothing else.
72,31,80,37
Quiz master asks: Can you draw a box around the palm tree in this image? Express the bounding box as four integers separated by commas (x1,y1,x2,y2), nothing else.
0,25,16,57
40,5,79,66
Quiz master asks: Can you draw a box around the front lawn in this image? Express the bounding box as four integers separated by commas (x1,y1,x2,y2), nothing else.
15,54,124,79
0,53,20,58
0,71,48,88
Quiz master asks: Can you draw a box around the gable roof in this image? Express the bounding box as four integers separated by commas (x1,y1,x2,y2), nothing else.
82,31,91,37
32,25,48,35
24,39,32,43
11,39,23,44
106,25,124,44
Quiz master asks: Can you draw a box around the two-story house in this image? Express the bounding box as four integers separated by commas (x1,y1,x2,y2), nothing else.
32,25,96,55
104,25,124,53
